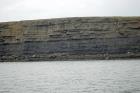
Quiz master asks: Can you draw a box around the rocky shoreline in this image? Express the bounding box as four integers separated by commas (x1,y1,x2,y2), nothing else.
0,17,140,61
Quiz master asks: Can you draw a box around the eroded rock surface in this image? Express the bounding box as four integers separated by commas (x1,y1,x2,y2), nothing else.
0,17,140,61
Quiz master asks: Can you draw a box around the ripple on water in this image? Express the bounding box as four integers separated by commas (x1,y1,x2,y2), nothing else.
0,60,140,93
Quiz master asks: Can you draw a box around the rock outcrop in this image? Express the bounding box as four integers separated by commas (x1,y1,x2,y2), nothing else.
0,17,140,61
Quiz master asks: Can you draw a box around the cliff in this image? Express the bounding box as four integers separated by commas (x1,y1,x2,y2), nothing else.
0,17,140,61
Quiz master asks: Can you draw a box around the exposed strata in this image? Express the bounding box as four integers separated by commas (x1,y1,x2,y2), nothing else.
0,17,140,61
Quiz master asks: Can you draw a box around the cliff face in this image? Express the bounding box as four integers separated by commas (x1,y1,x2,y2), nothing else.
0,17,140,61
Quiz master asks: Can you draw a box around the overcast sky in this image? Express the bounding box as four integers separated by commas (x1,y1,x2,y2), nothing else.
0,0,140,22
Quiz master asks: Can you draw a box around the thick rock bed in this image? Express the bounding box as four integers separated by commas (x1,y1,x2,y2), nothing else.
0,17,140,61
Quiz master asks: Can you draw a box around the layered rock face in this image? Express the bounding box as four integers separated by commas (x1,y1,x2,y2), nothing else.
0,17,140,61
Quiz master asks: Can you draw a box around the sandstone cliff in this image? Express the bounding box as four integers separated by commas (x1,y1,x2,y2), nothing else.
0,17,140,61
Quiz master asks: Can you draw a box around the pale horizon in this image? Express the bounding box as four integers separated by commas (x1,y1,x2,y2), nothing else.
0,0,140,22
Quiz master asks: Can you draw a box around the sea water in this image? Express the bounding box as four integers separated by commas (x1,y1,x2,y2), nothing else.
0,60,140,93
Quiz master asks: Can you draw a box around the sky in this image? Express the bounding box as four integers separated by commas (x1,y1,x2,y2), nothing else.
0,0,140,22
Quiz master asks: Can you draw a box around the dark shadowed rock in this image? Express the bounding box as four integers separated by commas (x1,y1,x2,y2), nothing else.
0,17,140,61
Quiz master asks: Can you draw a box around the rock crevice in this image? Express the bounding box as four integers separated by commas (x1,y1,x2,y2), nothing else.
0,17,140,61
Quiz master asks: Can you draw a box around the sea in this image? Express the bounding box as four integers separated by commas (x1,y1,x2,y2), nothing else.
0,60,140,93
